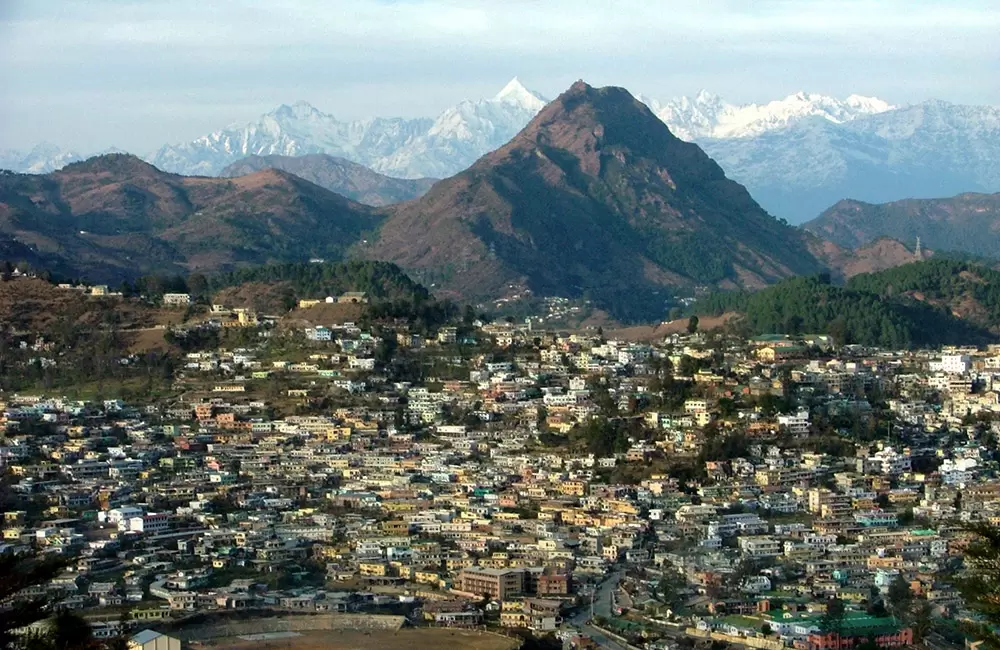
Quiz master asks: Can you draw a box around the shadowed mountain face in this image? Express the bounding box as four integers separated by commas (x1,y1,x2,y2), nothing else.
363,81,824,320
803,192,1000,259
0,154,382,283
219,154,436,207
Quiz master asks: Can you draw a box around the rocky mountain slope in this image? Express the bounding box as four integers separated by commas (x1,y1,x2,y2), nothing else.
218,154,436,206
802,191,1000,258
0,155,381,282
361,81,824,321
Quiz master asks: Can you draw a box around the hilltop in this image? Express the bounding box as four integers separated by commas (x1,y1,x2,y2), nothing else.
0,154,382,283
803,192,1000,258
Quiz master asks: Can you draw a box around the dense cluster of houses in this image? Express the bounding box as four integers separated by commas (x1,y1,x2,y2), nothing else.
3,314,999,649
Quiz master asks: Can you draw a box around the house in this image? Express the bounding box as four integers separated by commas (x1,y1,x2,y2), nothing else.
128,630,181,650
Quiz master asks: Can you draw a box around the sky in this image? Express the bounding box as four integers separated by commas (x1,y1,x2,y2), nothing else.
1,0,998,154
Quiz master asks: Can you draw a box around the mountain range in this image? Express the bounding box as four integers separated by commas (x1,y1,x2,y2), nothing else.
1,81,855,322
5,79,998,225
151,77,548,180
699,101,1000,223
803,192,1000,258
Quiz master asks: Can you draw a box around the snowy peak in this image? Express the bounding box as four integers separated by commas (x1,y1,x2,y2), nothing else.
494,77,548,111
645,90,896,140
270,100,325,121
0,143,83,174
845,94,895,113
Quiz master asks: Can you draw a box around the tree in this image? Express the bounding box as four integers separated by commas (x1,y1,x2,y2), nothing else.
46,610,95,650
885,574,913,619
819,597,846,639
187,273,209,300
909,599,934,642
0,550,67,649
687,316,699,334
956,521,1000,648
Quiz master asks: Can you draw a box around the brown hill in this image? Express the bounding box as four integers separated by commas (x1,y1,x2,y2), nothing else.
219,154,437,207
0,155,382,282
363,81,823,320
803,192,1000,258
807,236,930,279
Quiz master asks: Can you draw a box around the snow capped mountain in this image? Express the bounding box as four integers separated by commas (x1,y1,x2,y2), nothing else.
700,100,1000,223
494,76,548,112
4,81,997,228
148,102,432,177
641,90,894,140
372,77,548,178
145,78,547,178
0,143,83,174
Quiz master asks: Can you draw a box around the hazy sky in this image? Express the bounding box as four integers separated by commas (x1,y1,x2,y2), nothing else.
2,0,998,153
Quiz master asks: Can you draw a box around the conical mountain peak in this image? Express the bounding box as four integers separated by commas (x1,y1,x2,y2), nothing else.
494,77,547,111
365,80,822,320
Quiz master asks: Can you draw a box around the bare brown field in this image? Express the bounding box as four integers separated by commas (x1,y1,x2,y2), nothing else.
195,628,519,650
128,328,169,353
608,312,737,341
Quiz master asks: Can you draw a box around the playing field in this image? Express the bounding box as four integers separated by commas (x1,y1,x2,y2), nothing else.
194,628,520,650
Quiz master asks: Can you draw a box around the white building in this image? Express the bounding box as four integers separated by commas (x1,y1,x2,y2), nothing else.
121,513,171,534
162,293,191,307
778,410,810,435
930,354,970,374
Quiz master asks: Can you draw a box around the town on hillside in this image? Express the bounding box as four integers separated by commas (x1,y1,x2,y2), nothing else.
1,270,997,650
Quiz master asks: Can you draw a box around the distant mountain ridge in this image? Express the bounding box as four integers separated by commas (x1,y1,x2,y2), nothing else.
638,89,894,140
218,154,436,206
803,192,1000,258
702,100,1000,223
6,82,998,226
150,77,549,179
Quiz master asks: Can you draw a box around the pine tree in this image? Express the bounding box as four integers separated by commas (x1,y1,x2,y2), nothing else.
956,522,1000,649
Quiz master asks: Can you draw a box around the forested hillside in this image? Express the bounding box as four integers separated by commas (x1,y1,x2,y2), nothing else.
210,260,430,303
692,268,992,348
846,259,1000,331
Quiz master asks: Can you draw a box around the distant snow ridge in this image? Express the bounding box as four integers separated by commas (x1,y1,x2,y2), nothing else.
0,143,83,174
147,77,548,178
640,90,895,140
5,83,894,177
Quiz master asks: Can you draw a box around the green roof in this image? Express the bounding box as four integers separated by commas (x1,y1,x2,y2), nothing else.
795,612,904,635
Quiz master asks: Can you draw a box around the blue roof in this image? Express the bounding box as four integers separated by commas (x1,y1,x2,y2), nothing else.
131,630,164,644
